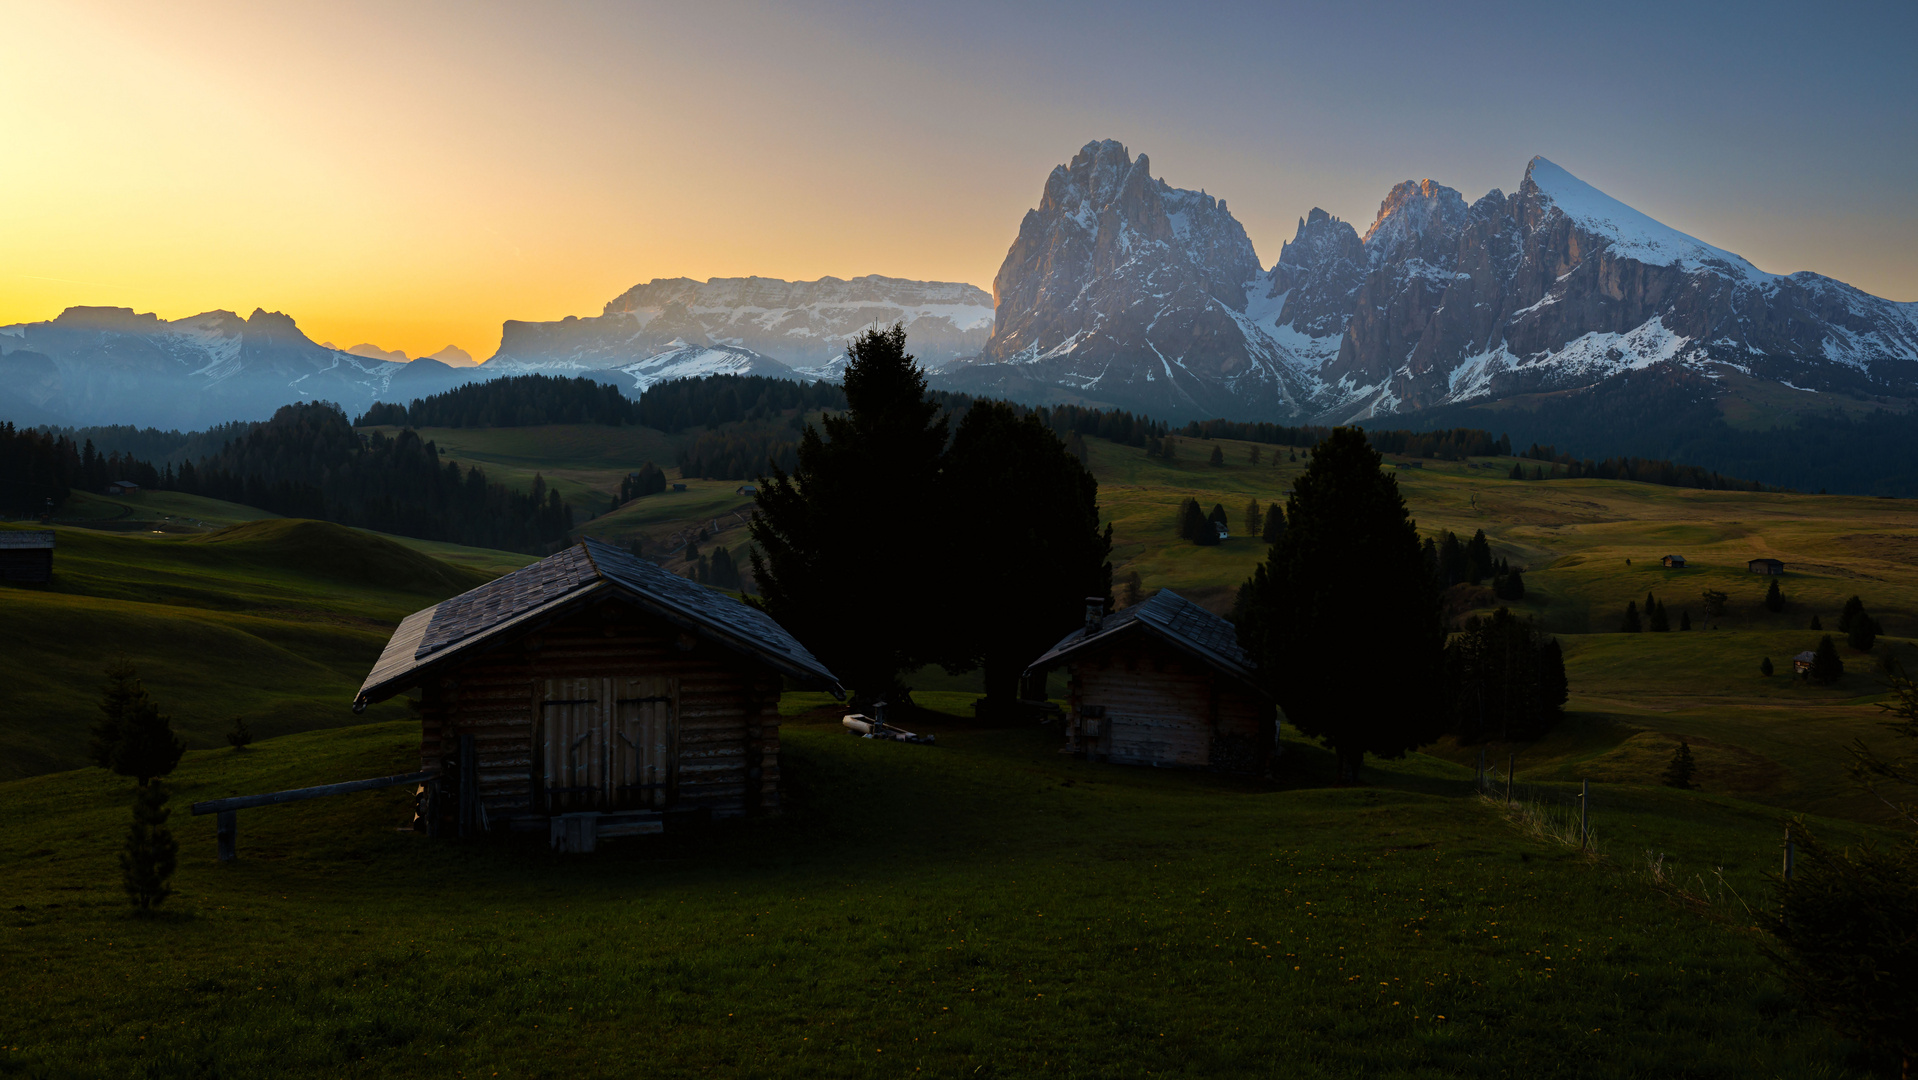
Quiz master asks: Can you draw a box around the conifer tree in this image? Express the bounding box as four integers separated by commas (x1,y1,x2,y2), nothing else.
1243,498,1262,539
1236,428,1445,783
90,661,184,787
1839,595,1866,634
1662,740,1697,788
1207,503,1228,538
1178,497,1216,546
1700,589,1728,629
1680,610,1692,631
1811,615,1823,630
938,400,1111,712
1650,601,1670,632
1248,446,1261,465
226,716,252,751
709,545,741,591
1261,504,1286,544
1509,463,1524,480
120,781,178,911
1622,601,1642,633
1465,529,1494,585
1849,610,1880,653
1765,577,1785,612
1761,656,1774,676
1208,445,1225,466
750,323,949,705
1810,634,1845,685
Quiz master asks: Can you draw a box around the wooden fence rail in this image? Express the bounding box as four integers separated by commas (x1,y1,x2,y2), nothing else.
190,770,435,862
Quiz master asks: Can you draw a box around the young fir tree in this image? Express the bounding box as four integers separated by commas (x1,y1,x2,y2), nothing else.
1839,595,1866,634
1622,601,1643,633
1765,577,1785,612
90,660,184,787
226,716,252,751
1208,445,1225,466
1700,589,1729,629
1662,740,1697,788
1248,446,1262,466
708,545,741,591
1761,656,1775,676
1261,504,1286,544
1509,463,1525,480
1849,611,1880,653
749,323,948,706
937,401,1111,712
1236,428,1445,783
121,780,178,911
1810,634,1846,685
1810,615,1823,630
1243,498,1262,539
1465,529,1494,585
1649,599,1670,633
1680,610,1692,631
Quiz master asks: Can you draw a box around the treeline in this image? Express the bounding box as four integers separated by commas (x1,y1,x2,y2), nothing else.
677,429,799,481
0,424,165,515
355,374,639,428
636,375,846,433
1518,444,1768,491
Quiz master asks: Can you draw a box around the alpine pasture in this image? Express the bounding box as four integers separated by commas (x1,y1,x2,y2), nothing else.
1,425,1912,1078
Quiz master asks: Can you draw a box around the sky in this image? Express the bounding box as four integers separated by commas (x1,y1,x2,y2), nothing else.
4,0,1914,361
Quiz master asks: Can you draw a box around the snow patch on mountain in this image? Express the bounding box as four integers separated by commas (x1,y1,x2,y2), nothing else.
613,342,798,393
1525,157,1772,283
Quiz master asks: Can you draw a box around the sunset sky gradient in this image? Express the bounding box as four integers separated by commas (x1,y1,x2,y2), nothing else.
5,0,1914,361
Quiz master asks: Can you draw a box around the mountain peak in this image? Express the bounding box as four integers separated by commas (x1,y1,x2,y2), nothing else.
1521,157,1767,280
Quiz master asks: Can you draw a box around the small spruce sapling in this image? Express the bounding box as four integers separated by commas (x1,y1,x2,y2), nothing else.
90,660,184,787
1761,656,1774,676
1622,601,1642,633
1680,610,1692,631
226,716,252,751
121,781,178,912
1208,445,1225,466
1248,446,1261,465
1810,615,1822,630
1649,600,1670,633
1662,740,1697,789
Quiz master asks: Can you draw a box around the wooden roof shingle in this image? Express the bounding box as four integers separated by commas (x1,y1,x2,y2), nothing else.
1024,588,1259,687
0,530,55,550
356,537,840,706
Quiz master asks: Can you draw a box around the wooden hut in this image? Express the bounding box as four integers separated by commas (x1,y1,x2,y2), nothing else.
1662,554,1687,568
353,537,839,845
0,530,54,583
1026,590,1276,776
1748,558,1785,575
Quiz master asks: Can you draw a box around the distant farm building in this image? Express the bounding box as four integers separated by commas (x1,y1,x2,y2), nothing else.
1215,523,1230,541
0,530,55,583
354,537,839,846
105,481,139,495
670,483,688,492
1662,555,1687,568
1793,651,1817,676
1027,590,1277,777
1748,558,1785,575
736,484,758,496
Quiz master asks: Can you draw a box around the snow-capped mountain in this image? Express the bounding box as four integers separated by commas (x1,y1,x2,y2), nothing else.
486,274,993,374
606,340,803,393
0,306,472,428
941,143,1918,422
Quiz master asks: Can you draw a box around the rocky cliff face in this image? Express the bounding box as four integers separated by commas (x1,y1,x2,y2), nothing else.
489,274,993,373
0,306,469,428
949,145,1918,422
950,140,1309,418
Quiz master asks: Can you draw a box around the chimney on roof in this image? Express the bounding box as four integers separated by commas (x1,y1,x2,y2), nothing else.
1085,596,1106,634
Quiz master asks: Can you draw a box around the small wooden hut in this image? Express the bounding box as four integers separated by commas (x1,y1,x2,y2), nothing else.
1026,590,1276,776
354,537,839,843
0,530,54,583
1748,558,1785,575
1662,554,1687,568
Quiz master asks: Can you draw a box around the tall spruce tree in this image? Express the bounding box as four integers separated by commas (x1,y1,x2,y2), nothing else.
1810,634,1845,686
1622,601,1642,633
1243,498,1262,539
1237,428,1445,783
1765,578,1785,612
1445,607,1569,743
1662,740,1697,788
939,401,1111,712
1261,504,1286,544
749,324,947,706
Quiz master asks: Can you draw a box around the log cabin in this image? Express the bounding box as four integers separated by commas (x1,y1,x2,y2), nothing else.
1026,590,1277,776
0,529,55,583
1748,558,1785,575
353,537,840,844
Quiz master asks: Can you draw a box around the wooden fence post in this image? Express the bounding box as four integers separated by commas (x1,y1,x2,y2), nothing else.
217,810,236,863
1783,826,1794,881
1505,753,1514,806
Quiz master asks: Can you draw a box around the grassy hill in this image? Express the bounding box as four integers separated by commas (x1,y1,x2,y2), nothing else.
0,519,499,780
0,709,1892,1078
1086,434,1917,825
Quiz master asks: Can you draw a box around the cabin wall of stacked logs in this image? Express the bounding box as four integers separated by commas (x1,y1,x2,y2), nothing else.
1067,640,1274,776
415,597,782,828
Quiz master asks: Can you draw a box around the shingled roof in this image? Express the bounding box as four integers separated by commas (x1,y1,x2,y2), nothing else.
1024,588,1259,687
355,537,840,705
0,530,55,549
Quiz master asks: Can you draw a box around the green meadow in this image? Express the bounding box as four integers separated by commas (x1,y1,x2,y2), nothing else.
3,424,1915,1075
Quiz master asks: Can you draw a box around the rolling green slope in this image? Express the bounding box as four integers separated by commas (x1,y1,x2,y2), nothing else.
0,712,1888,1078
0,520,496,780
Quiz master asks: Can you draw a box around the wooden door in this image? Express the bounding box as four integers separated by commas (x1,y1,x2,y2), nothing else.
537,677,677,813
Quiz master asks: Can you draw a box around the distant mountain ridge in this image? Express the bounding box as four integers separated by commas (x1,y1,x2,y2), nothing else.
936,141,1918,422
